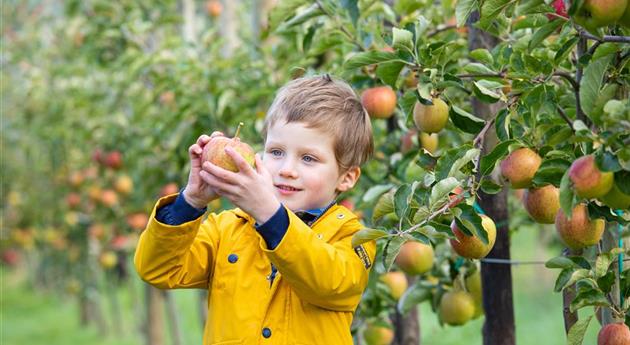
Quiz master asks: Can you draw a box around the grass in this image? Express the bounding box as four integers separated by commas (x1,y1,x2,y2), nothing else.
1,224,602,345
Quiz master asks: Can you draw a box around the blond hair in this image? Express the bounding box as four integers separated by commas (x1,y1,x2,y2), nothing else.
262,75,374,172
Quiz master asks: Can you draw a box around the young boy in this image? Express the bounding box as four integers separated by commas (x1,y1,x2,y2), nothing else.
134,75,375,344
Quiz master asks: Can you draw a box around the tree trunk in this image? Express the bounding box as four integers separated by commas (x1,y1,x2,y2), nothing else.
250,0,276,42
468,10,516,345
562,248,579,333
392,276,420,344
182,0,197,44
164,291,183,345
219,0,240,57
145,284,165,345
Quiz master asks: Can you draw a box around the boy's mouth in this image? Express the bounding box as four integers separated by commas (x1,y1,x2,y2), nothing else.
275,184,302,194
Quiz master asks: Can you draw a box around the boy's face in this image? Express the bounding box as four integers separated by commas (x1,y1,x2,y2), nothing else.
262,121,360,212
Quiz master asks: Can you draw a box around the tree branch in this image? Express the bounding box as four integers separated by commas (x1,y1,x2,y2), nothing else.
314,0,364,51
427,24,457,38
579,29,630,43
552,71,584,122
556,106,575,131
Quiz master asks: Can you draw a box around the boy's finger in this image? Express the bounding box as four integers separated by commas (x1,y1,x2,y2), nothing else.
225,147,255,175
254,154,268,176
197,134,211,145
210,131,224,138
188,144,203,156
202,161,239,184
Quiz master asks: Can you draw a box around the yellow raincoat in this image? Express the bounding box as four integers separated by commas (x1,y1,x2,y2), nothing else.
134,194,376,345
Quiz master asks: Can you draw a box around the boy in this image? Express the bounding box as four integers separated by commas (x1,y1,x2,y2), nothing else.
134,75,376,344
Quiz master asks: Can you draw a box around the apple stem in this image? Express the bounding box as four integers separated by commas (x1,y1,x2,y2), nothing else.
234,122,243,139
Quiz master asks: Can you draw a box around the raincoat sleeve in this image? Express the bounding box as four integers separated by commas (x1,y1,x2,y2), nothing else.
262,207,376,311
134,194,221,289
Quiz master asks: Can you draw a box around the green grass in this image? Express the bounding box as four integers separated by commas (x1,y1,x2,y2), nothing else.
2,225,602,344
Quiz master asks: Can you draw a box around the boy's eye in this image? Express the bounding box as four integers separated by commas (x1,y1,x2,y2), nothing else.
302,155,316,163
270,149,283,157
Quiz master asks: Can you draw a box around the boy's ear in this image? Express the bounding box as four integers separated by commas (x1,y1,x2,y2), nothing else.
336,166,361,192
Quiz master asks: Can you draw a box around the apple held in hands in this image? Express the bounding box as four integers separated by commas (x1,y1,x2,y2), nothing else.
202,123,256,172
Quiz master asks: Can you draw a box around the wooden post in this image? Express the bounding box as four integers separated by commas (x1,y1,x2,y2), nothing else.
392,274,420,344
468,10,516,345
145,284,165,345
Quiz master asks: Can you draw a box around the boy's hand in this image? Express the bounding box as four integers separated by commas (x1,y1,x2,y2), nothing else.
182,132,223,209
200,149,280,224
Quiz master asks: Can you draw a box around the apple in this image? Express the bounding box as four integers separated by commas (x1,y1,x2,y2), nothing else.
500,148,542,189
600,182,630,210
99,189,119,207
114,174,133,195
547,0,568,19
1,248,21,266
419,132,438,154
449,215,497,259
413,98,449,133
523,185,560,224
448,186,465,208
573,0,628,33
400,129,417,154
160,182,180,197
127,212,149,231
92,148,104,164
159,91,175,106
361,86,397,119
569,155,613,199
68,171,84,187
439,290,476,326
394,241,434,275
66,192,82,209
598,322,630,345
363,322,394,345
555,203,605,250
202,123,256,173
104,151,123,170
99,251,118,269
206,0,222,17
88,223,107,239
380,271,408,301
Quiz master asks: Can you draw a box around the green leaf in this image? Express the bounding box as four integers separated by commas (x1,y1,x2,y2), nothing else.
435,145,475,181
559,169,575,218
277,4,324,30
473,80,502,103
376,61,405,88
479,139,517,176
344,51,400,70
532,158,571,187
463,62,497,75
481,0,511,19
429,177,460,210
528,19,564,51
495,109,511,141
341,0,359,27
554,268,573,292
394,184,413,220
616,171,630,195
383,236,407,272
594,253,612,278
398,283,431,314
428,221,454,237
545,256,579,269
454,204,487,244
595,151,622,173
450,105,486,134
566,315,593,345
362,184,394,203
400,90,418,119
555,37,579,64
351,228,390,247
480,178,502,194
470,48,494,66
456,0,479,27
580,55,612,120
392,27,414,50
562,269,591,291
570,289,610,312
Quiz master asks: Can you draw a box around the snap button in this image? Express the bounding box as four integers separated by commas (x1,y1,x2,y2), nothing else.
262,327,272,338
337,213,345,219
227,254,238,263
317,233,323,239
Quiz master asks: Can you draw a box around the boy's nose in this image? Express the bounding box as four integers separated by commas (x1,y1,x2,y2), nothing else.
278,160,298,179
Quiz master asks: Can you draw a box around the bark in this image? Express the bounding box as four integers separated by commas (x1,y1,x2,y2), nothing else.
182,0,197,44
164,291,183,345
468,10,516,345
392,276,420,345
562,248,579,333
145,284,165,345
219,0,240,57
